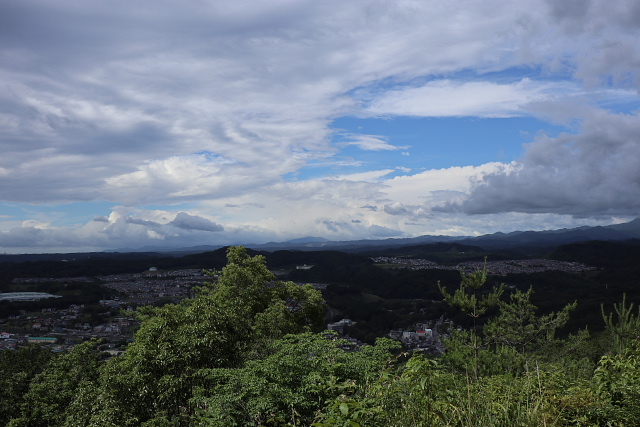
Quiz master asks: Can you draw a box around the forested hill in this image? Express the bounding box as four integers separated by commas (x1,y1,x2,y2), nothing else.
547,239,640,269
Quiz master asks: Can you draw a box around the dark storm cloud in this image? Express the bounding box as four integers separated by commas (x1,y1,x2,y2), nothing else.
445,111,640,216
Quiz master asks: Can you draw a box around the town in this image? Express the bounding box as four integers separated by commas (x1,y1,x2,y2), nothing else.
0,256,597,354
0,268,212,352
371,256,596,275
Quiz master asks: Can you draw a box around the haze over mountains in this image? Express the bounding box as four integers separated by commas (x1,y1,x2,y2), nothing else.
114,217,640,254
1,218,639,263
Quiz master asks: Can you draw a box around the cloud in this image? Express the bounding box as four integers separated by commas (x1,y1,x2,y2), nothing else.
339,133,409,151
319,219,402,238
1,0,640,252
124,217,162,228
445,110,640,215
0,209,225,251
0,0,555,206
542,0,640,89
383,202,411,216
364,79,579,118
0,161,513,251
368,224,403,237
327,169,395,183
169,212,224,232
21,220,50,230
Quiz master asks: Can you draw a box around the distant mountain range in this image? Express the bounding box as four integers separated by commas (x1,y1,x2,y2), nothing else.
2,218,639,262
115,217,640,254
459,218,640,250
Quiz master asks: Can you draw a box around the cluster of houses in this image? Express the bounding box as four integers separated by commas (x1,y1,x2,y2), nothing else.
388,321,447,354
0,299,138,353
1,333,62,351
97,269,208,304
372,257,596,275
327,317,447,354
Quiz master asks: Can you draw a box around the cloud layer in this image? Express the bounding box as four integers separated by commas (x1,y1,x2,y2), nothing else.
1,0,639,251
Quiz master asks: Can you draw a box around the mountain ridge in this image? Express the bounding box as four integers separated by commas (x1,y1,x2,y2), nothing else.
2,218,639,260
114,217,640,254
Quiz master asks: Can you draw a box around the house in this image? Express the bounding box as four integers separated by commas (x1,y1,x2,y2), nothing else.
327,318,356,334
416,329,433,338
402,331,418,341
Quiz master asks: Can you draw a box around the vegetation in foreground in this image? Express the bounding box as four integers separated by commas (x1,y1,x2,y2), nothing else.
1,246,640,426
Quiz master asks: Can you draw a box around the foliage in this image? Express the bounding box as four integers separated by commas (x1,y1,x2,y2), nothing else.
4,248,640,427
206,246,326,340
592,340,640,425
87,296,252,425
7,340,103,427
439,261,503,378
0,346,53,426
193,333,400,426
485,286,577,356
601,293,640,354
438,261,504,322
51,246,328,426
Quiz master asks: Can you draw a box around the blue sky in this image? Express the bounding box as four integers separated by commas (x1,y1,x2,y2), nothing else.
1,0,640,253
331,115,568,170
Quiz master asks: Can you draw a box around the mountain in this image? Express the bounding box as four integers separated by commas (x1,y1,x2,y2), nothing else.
247,234,469,252
246,219,640,253
23,217,640,257
461,219,640,250
607,217,640,234
285,237,330,244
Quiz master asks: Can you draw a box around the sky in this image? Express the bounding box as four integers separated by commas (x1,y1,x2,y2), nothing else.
1,0,640,253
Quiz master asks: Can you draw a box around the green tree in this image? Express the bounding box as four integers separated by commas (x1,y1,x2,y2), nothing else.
601,293,640,354
0,346,53,426
86,296,252,426
7,340,102,427
71,246,327,426
208,246,326,341
484,287,576,357
439,262,503,378
194,333,400,426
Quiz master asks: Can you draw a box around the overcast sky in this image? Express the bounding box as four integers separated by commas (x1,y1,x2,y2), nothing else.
1,0,640,253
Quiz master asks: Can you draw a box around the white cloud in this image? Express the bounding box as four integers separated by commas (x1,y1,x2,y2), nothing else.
0,0,547,205
21,220,50,230
383,163,508,206
365,79,579,118
339,133,409,151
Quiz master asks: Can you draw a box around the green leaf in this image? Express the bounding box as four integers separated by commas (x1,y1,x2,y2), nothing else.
339,402,349,416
